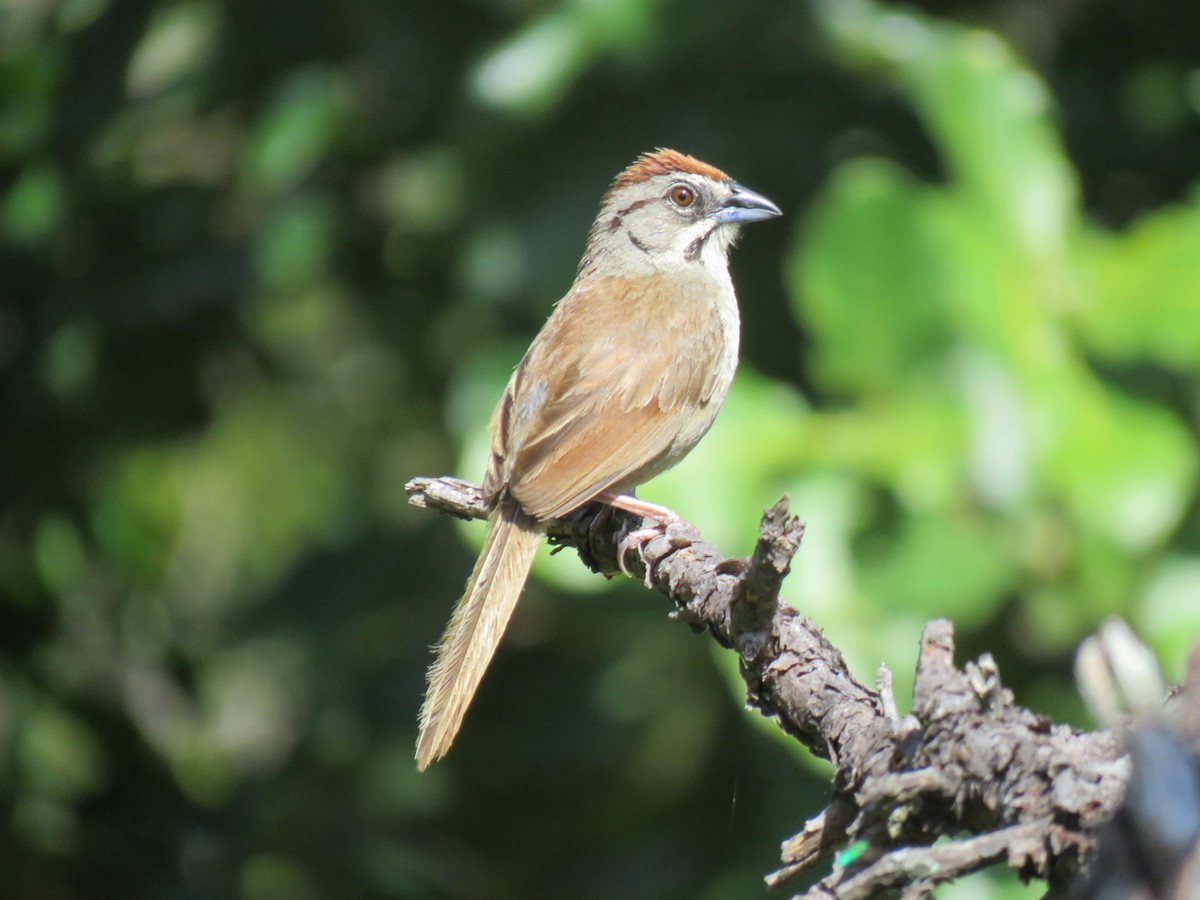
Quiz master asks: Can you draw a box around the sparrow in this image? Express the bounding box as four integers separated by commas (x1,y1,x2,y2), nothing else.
417,149,781,769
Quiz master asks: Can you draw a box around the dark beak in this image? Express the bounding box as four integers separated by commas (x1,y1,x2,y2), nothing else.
714,181,782,225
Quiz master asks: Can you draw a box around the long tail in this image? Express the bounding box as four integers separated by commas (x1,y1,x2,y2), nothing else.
416,496,542,770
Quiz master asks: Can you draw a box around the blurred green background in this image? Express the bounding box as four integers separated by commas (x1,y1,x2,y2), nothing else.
4,0,1200,897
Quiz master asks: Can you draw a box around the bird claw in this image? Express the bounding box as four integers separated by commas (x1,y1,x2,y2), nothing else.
597,492,693,588
617,524,665,588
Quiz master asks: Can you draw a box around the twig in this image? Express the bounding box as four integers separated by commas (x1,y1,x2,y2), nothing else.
802,821,1049,900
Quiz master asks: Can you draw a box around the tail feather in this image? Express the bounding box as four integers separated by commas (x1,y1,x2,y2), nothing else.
416,497,542,769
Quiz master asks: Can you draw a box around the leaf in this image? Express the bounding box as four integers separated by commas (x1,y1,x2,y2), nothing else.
1077,200,1200,368
816,0,1077,259
860,511,1012,626
1033,368,1195,550
791,159,954,395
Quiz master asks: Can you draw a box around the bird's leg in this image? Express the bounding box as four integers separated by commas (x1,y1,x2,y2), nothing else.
595,491,680,524
594,491,682,586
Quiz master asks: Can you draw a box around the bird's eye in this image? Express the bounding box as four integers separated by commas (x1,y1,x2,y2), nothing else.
669,184,695,208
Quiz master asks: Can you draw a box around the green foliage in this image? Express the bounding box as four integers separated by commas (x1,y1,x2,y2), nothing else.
2,0,1199,897
772,0,1199,678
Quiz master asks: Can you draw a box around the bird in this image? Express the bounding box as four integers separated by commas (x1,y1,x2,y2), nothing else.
416,149,781,770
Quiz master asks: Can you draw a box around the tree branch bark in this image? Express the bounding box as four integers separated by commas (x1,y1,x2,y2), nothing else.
406,475,1197,897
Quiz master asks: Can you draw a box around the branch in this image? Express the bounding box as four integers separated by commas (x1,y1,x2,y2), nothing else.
405,476,1160,896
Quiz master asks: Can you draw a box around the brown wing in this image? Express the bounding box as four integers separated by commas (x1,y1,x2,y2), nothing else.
484,274,730,521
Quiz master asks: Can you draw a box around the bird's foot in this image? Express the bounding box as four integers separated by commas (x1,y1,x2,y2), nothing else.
596,491,685,588
616,526,666,587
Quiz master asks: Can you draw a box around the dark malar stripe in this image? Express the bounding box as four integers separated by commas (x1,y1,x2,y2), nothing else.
684,223,719,261
628,231,652,254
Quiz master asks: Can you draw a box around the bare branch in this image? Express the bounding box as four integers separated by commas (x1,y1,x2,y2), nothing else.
406,475,1158,896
